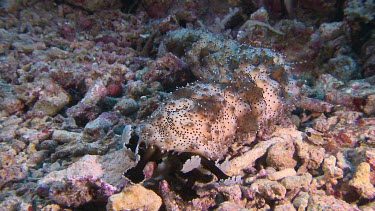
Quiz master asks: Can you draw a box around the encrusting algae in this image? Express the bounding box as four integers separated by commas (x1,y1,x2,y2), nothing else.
1,1,374,210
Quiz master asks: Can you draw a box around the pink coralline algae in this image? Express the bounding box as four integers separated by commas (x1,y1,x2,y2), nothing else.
0,0,375,210
106,84,122,97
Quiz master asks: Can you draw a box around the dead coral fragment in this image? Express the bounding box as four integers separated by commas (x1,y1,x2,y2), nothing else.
107,185,162,211
349,162,375,200
250,179,286,200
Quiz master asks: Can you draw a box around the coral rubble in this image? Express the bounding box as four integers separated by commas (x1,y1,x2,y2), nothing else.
0,0,374,210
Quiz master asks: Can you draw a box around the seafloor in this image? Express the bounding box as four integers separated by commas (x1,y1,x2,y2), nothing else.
0,0,374,210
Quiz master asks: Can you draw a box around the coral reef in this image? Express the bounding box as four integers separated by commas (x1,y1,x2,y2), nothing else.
0,0,374,210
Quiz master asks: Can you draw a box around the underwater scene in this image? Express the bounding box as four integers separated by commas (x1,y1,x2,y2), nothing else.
0,0,374,210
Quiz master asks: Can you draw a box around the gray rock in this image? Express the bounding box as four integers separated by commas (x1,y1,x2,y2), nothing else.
250,179,286,200
280,173,312,190
84,112,121,137
51,140,108,160
266,141,297,170
113,97,139,115
325,55,359,82
52,130,82,144
33,78,70,116
37,150,136,207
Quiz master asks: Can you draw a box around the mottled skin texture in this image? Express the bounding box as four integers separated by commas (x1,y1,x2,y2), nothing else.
138,61,297,161
139,83,249,160
136,29,299,161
